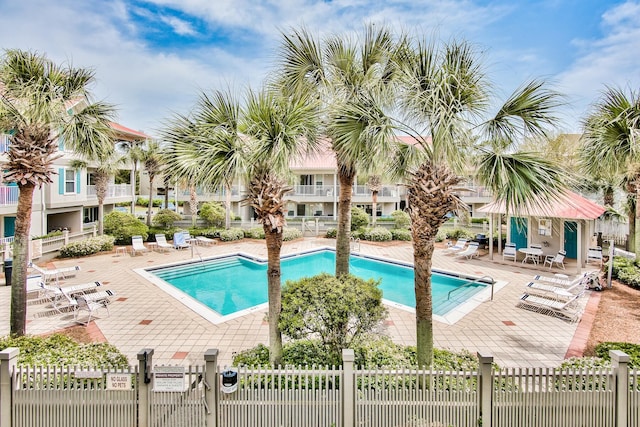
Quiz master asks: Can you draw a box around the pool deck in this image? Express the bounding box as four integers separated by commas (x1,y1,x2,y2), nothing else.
0,237,597,368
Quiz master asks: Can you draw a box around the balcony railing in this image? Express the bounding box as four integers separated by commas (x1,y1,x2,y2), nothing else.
87,184,132,198
290,185,400,197
0,185,19,206
0,134,10,153
455,185,493,198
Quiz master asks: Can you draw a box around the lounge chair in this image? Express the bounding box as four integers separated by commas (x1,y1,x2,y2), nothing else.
155,234,174,252
531,271,596,288
131,235,149,256
73,295,110,325
454,242,480,259
517,290,585,322
502,243,517,263
195,236,216,246
443,238,468,254
543,250,566,270
173,232,190,250
524,279,585,300
47,281,104,310
29,262,80,283
587,247,603,267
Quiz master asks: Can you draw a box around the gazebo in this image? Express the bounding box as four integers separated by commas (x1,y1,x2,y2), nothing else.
477,191,606,274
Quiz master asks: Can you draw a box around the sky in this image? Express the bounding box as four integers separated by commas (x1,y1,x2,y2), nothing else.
0,0,639,138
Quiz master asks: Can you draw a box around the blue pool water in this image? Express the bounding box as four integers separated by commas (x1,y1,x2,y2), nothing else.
149,250,487,317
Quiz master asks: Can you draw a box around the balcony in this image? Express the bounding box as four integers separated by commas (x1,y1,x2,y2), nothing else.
0,134,10,153
0,185,18,206
87,184,132,199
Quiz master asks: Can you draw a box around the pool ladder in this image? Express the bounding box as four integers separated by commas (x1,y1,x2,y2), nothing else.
447,275,495,301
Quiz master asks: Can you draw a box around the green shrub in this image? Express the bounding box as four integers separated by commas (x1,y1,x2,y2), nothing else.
351,228,366,240
470,217,487,224
280,273,387,360
0,334,128,367
148,226,179,242
189,227,221,238
219,228,244,242
59,235,115,258
391,210,411,229
152,209,182,228
325,228,337,238
103,211,149,244
244,227,266,239
351,206,369,230
363,227,392,242
31,230,64,240
445,227,475,240
199,202,225,227
283,227,302,241
391,228,412,241
136,197,162,207
115,201,130,207
594,342,640,368
610,256,640,289
435,229,448,242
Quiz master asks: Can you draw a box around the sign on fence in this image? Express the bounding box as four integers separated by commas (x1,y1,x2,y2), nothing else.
106,373,132,390
153,366,186,392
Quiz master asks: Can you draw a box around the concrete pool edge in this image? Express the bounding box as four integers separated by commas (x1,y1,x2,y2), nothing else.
135,247,506,326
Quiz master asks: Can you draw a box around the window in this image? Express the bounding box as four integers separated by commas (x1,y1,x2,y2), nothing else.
538,218,552,236
65,169,76,193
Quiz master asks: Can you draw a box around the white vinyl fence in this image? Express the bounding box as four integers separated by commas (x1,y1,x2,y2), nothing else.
1,348,638,427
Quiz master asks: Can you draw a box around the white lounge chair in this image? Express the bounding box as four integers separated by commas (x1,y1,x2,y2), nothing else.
173,232,190,250
29,262,80,284
524,279,585,300
73,295,110,325
195,236,216,246
587,246,603,266
47,281,104,310
131,235,149,256
155,234,174,252
454,242,480,259
502,243,517,263
531,271,597,288
517,290,585,322
443,238,468,254
543,250,566,270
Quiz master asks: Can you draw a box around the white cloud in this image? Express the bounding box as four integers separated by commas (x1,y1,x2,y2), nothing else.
556,1,640,131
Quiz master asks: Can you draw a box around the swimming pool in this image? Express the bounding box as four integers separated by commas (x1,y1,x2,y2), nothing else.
141,249,496,325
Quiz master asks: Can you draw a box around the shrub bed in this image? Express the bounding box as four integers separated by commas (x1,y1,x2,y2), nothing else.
219,228,245,242
610,256,640,289
59,235,115,258
244,227,265,239
390,228,411,241
283,227,302,241
363,227,392,242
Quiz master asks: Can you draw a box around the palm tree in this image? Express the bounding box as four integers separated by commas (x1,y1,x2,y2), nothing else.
580,86,640,254
274,24,400,276
0,49,115,335
140,140,164,227
367,175,382,226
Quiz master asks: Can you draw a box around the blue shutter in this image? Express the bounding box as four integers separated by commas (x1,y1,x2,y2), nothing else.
58,168,64,194
76,171,81,194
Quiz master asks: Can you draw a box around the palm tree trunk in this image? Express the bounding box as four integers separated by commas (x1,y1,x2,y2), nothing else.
225,183,232,229
98,201,105,235
413,234,435,367
147,174,154,227
635,185,640,255
372,190,379,227
264,226,284,366
189,184,198,227
10,183,36,336
336,168,355,276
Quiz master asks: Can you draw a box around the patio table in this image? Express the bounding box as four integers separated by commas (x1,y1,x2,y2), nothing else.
518,247,544,264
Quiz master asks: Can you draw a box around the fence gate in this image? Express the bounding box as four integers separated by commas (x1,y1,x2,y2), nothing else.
148,365,207,427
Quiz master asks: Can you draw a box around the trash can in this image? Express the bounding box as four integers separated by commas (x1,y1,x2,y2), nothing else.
3,258,12,286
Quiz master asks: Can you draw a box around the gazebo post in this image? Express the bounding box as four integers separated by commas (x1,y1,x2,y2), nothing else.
488,214,494,259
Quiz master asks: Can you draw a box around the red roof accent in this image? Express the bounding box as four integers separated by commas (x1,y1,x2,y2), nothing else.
109,122,150,140
476,191,605,220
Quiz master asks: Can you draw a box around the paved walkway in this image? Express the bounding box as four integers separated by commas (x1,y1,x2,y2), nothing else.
0,237,595,368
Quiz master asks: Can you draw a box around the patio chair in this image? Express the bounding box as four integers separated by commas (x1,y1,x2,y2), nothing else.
516,290,585,322
531,271,597,288
529,243,543,264
543,250,566,270
587,246,603,267
454,242,480,259
131,235,149,256
443,238,468,254
155,234,174,252
195,236,216,246
524,279,585,300
73,295,110,325
29,262,80,284
502,243,517,263
47,281,104,310
173,231,190,250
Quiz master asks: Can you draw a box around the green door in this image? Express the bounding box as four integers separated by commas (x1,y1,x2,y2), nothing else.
510,217,528,249
564,221,578,258
3,216,15,238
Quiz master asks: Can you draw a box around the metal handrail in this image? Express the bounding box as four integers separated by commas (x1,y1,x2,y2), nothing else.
447,275,495,301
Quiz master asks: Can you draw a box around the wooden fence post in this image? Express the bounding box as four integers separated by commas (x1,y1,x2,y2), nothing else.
204,349,219,427
477,352,494,427
137,348,154,427
342,349,355,427
0,347,19,427
611,350,629,427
